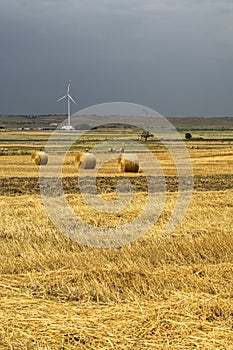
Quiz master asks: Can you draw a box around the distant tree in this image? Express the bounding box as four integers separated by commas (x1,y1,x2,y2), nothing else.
185,132,192,140
141,130,153,141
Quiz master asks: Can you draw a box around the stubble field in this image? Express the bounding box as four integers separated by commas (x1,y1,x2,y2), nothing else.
0,128,233,349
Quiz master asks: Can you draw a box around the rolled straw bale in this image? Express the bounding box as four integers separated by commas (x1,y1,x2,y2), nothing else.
74,151,96,169
31,151,48,165
118,153,139,173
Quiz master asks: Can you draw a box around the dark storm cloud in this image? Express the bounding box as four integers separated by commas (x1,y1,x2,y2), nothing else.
0,0,233,115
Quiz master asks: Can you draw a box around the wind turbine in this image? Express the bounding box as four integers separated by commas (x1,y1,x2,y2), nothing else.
57,80,77,130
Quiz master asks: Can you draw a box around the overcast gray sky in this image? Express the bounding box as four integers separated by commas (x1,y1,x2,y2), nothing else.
1,0,233,116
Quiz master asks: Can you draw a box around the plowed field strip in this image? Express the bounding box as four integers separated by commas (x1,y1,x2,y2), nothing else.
0,174,232,195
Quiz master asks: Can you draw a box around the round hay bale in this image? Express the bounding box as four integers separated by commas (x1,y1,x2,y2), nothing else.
31,151,48,165
118,153,139,173
74,151,96,169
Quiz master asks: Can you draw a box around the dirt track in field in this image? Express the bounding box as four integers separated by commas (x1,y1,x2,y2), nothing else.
0,174,232,196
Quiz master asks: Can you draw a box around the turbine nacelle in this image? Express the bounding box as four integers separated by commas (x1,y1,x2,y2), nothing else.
57,81,77,104
56,94,77,105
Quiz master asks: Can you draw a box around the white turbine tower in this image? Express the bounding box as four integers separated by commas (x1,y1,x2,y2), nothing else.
57,80,77,131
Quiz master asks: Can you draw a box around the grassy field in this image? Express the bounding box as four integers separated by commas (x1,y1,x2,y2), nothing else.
0,126,233,349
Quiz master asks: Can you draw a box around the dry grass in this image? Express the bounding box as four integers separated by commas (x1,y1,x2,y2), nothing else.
0,135,233,349
0,144,232,178
0,188,233,348
1,291,233,349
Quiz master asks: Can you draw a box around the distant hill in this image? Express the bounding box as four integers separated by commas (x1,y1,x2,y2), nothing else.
167,116,233,130
0,114,232,130
0,115,66,129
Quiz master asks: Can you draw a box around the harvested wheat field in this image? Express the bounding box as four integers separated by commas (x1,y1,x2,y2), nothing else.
0,129,233,349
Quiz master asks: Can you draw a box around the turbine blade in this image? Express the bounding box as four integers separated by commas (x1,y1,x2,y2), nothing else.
68,94,77,105
56,95,67,102
67,80,71,94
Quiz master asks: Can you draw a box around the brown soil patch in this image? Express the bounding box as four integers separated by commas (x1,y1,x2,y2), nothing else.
0,174,232,196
